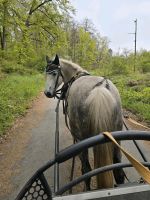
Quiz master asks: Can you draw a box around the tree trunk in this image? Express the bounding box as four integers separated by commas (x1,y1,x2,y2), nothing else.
0,1,7,50
1,27,6,50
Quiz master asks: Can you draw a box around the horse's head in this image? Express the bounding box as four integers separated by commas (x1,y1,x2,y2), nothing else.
44,54,63,98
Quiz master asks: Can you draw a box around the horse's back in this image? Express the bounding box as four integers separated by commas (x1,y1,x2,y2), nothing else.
68,76,122,114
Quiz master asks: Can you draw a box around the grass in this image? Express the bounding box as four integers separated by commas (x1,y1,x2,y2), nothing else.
112,73,150,124
0,74,44,136
91,69,150,124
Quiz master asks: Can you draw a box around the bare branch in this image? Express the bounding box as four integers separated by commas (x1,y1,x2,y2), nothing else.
38,9,60,25
41,26,56,40
29,0,52,15
26,0,52,27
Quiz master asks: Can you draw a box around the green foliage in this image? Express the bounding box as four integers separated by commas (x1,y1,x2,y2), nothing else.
0,74,44,135
137,51,150,73
110,56,128,75
0,0,74,73
75,27,97,68
0,59,37,74
63,19,110,69
111,73,150,123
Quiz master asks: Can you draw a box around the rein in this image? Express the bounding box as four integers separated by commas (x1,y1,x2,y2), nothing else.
53,70,90,190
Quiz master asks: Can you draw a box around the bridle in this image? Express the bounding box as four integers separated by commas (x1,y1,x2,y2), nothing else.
46,65,64,99
46,64,90,100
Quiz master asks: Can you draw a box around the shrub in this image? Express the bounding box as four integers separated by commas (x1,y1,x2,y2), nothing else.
0,74,44,135
110,56,128,75
0,60,37,74
140,61,150,73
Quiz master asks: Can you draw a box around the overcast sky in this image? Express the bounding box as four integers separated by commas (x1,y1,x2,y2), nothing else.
71,0,150,53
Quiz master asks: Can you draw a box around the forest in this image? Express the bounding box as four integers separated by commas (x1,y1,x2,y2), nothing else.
0,0,149,135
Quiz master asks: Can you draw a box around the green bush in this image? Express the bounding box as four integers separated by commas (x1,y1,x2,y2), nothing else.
137,50,150,73
110,56,128,75
112,73,150,123
24,55,46,72
0,60,38,74
140,61,150,73
0,74,44,135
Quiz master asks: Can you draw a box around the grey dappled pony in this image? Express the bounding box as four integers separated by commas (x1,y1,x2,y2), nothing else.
44,55,124,190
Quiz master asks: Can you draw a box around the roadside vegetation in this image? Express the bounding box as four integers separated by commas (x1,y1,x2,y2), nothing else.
98,72,149,124
0,0,149,136
0,74,43,135
115,73,150,124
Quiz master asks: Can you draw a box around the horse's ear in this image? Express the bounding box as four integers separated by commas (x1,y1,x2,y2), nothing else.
53,54,59,65
46,55,50,63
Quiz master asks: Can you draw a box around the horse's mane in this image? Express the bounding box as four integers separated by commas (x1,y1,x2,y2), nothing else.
60,59,86,73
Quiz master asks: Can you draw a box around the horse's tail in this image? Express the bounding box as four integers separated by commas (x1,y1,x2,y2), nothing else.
85,86,119,188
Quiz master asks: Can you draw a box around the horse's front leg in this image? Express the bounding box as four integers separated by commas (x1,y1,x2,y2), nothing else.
79,150,92,191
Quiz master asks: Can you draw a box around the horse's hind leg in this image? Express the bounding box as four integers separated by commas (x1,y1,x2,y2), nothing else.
113,145,125,184
79,150,91,191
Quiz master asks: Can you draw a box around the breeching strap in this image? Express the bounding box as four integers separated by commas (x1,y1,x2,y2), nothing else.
103,131,150,184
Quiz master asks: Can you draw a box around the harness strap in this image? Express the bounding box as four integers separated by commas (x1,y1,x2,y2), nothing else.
103,131,150,184
93,77,110,90
63,99,70,131
54,69,61,93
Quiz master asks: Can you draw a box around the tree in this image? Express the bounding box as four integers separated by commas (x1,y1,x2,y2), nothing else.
0,0,11,50
0,0,74,61
0,0,112,74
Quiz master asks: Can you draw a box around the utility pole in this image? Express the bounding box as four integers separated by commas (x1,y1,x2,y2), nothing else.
134,19,137,72
129,19,137,72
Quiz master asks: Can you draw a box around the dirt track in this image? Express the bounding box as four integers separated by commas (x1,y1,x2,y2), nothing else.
0,93,73,200
0,92,150,200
